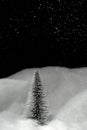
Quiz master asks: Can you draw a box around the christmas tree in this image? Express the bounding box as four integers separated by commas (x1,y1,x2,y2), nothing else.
24,70,49,125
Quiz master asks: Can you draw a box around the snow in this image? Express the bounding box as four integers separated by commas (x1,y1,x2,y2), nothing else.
0,68,87,129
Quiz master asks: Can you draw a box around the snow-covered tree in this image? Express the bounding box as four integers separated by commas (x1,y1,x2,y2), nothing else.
24,70,49,125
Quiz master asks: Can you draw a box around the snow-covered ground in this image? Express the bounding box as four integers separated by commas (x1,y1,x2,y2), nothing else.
0,67,87,130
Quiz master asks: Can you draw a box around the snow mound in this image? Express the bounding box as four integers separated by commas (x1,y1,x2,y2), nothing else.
57,88,87,123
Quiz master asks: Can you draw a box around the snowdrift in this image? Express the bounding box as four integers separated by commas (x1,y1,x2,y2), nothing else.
0,68,87,129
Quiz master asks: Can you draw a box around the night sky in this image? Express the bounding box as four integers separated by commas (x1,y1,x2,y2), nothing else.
0,0,87,77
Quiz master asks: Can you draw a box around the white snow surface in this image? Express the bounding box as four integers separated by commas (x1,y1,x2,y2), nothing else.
1,68,87,130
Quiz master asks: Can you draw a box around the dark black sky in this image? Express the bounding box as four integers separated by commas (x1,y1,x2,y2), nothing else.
0,0,87,77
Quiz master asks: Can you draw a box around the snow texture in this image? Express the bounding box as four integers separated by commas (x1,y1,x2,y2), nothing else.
1,69,87,129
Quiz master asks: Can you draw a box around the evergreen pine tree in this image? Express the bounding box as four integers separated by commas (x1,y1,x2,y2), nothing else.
24,70,49,125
